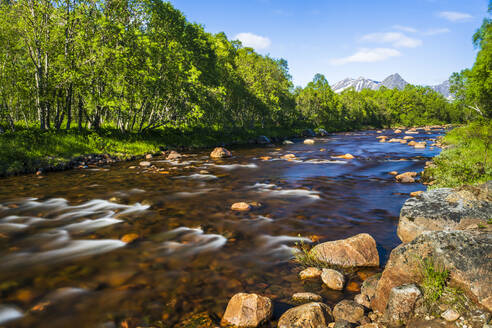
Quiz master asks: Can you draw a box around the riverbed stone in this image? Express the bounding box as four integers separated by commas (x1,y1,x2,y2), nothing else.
166,151,182,160
409,190,424,197
139,161,151,167
333,320,355,328
371,231,492,313
441,309,460,322
283,140,294,145
310,233,379,269
382,284,422,327
333,300,365,324
299,267,322,280
304,139,315,145
354,294,371,308
397,183,492,243
414,142,426,149
281,154,296,159
292,292,323,303
321,269,345,290
278,302,333,328
221,293,273,327
395,172,417,183
360,274,381,306
210,147,232,158
231,202,252,212
334,154,355,160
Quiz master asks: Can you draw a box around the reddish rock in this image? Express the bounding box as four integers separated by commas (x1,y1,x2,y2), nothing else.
310,233,379,269
221,293,273,327
231,202,252,212
210,147,232,158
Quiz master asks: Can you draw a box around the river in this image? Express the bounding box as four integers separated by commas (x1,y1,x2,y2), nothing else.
0,128,444,327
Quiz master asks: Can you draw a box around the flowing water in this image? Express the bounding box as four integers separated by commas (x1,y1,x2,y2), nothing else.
0,128,445,327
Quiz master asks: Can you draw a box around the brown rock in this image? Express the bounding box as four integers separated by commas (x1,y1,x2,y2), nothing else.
166,151,182,160
371,231,492,313
333,300,365,323
139,161,151,167
304,139,315,145
259,156,271,161
321,268,345,290
221,293,273,327
278,302,333,328
231,202,252,212
210,147,232,158
334,153,355,160
361,274,381,305
395,172,417,183
407,140,417,146
354,293,371,308
121,233,139,243
382,284,422,327
310,233,379,269
145,154,153,159
414,142,426,149
292,292,323,303
409,190,424,197
441,309,460,322
388,171,398,176
299,267,322,280
403,136,414,140
394,129,402,133
281,154,296,160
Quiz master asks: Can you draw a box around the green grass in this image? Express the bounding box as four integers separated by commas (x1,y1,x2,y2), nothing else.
419,257,467,314
423,119,492,188
0,125,307,176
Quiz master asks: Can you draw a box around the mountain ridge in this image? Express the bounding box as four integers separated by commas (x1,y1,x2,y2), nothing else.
331,73,452,99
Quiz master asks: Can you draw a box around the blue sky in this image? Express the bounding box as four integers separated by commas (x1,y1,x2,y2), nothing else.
170,0,489,87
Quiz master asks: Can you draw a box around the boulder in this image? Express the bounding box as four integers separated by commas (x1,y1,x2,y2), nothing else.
139,161,151,167
397,183,492,243
221,293,273,327
395,172,417,183
317,128,329,137
310,233,379,269
333,300,365,324
403,136,414,140
321,269,345,290
388,138,403,143
292,292,323,304
394,129,402,133
414,142,426,149
210,147,232,158
231,202,252,212
382,284,422,327
145,154,153,159
371,231,492,313
257,136,271,144
354,294,371,308
388,171,398,176
299,267,322,280
407,140,417,146
166,151,182,160
304,139,315,145
278,302,333,328
281,154,296,160
283,140,294,145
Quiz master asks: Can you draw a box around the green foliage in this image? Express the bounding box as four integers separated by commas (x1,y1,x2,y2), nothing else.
420,257,468,314
425,120,492,188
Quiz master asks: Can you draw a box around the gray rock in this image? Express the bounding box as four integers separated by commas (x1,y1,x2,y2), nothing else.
372,231,492,313
278,302,333,328
382,284,422,327
397,183,492,243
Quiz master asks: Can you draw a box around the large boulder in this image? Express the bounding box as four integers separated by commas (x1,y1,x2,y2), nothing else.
397,183,492,243
210,147,232,159
278,302,333,328
382,284,422,327
221,293,272,327
371,231,492,313
310,234,379,269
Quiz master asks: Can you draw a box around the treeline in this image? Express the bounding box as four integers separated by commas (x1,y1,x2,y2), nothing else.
0,0,477,136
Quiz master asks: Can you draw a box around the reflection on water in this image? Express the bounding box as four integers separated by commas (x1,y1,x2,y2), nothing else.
0,128,445,327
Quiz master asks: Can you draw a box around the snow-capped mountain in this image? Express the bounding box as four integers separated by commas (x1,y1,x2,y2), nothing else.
331,77,380,93
331,73,452,99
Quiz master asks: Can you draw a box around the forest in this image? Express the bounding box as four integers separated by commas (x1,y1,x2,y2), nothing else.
0,0,490,175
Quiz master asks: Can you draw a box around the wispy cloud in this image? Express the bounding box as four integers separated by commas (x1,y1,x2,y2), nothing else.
235,33,271,49
392,25,417,33
438,11,473,22
330,48,401,66
423,28,450,36
361,32,422,48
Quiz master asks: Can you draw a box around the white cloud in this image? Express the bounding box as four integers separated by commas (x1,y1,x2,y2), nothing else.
361,32,422,48
393,25,417,33
423,28,451,35
235,32,271,50
330,48,401,66
438,11,473,22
